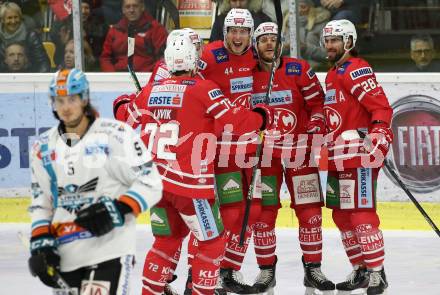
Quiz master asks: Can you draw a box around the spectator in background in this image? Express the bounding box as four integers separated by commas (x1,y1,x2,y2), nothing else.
209,0,271,42
408,34,440,72
316,0,363,24
61,39,96,70
282,0,329,68
0,2,49,72
100,0,167,72
81,0,108,68
2,42,31,72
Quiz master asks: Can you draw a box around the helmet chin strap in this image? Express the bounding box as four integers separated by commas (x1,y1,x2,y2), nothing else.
335,41,353,67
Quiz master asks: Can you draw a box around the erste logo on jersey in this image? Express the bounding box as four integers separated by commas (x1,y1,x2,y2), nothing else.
324,106,342,132
350,67,373,80
149,84,187,108
286,62,302,76
212,47,229,63
251,90,293,106
324,89,336,105
230,76,253,93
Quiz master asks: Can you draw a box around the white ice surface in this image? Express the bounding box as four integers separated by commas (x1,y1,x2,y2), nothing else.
1,224,439,294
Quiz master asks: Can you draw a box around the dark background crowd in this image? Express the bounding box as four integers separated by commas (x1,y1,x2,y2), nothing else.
0,0,438,73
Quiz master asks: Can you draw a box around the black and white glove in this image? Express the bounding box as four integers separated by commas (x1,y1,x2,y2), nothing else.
74,197,132,237
28,234,61,288
252,103,276,130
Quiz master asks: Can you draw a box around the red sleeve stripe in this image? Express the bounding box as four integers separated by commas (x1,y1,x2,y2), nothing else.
301,82,316,91
304,91,320,101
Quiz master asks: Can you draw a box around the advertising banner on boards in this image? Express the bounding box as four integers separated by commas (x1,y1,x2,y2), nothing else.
0,73,439,202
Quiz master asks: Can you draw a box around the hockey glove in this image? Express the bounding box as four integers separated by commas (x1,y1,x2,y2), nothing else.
363,123,393,156
113,93,136,119
74,197,132,237
306,115,326,134
28,234,61,288
252,103,275,131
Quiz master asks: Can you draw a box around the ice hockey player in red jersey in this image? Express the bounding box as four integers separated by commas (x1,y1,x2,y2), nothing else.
322,19,393,295
185,8,262,294
113,28,203,121
251,22,335,295
120,32,274,295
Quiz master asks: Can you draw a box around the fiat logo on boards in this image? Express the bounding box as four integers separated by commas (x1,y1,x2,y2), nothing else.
387,95,440,193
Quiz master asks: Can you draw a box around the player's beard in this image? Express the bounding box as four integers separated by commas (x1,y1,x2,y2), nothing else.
64,112,86,129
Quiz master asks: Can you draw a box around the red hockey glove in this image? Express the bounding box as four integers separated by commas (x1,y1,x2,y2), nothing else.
306,115,326,134
252,103,275,131
113,93,136,119
363,124,393,156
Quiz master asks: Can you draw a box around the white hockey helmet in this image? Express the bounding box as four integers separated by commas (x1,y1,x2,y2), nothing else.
253,22,283,60
322,19,357,51
223,8,254,40
182,28,203,46
164,33,198,73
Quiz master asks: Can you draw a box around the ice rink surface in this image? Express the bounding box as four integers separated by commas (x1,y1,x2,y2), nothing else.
1,224,439,295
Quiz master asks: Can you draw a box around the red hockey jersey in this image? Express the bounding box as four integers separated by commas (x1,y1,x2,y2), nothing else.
147,59,172,85
324,57,393,170
252,57,325,159
124,76,264,198
198,40,259,156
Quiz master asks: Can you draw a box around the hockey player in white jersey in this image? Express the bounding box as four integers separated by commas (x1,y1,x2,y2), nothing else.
28,68,163,295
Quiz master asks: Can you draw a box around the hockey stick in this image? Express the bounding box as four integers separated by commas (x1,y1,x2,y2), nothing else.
127,24,142,92
383,160,440,237
354,131,440,238
17,232,76,295
239,0,283,246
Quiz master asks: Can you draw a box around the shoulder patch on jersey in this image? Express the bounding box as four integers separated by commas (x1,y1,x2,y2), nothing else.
181,79,196,85
198,59,207,70
212,47,229,63
350,67,373,80
337,61,351,74
208,88,224,100
285,62,302,76
307,68,316,79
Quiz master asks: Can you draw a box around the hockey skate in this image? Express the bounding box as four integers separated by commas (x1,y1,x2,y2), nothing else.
302,256,335,295
366,268,388,295
164,274,179,295
252,257,277,295
184,267,227,295
220,268,256,294
336,266,369,295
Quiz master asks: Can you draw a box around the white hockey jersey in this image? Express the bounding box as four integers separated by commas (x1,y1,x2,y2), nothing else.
29,118,163,272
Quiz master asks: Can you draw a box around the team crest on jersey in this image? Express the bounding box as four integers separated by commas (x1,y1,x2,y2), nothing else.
208,88,223,100
324,106,342,132
251,90,293,106
230,76,253,93
286,62,302,76
58,177,98,214
324,89,336,105
269,108,297,137
350,67,373,80
212,47,229,63
233,93,251,108
337,61,351,74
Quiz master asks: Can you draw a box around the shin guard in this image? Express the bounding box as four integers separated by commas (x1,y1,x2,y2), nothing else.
295,206,323,263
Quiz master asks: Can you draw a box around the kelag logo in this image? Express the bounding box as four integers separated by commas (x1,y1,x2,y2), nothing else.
387,95,440,193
